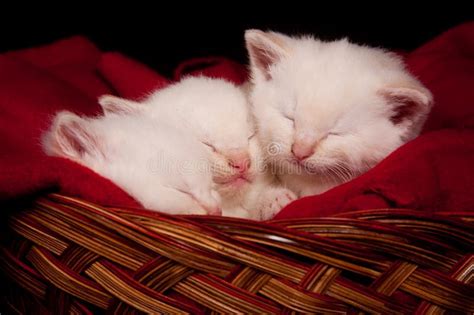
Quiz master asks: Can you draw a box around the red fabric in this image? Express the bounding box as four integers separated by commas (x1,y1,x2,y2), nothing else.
98,52,170,100
1,23,474,218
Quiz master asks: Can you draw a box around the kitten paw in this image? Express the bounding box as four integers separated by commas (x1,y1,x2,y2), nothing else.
222,206,252,219
259,187,297,220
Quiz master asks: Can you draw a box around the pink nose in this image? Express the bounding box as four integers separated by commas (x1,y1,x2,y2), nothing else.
227,152,251,172
291,142,314,161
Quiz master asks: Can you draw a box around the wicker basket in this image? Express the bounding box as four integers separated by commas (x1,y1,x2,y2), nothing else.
1,194,473,314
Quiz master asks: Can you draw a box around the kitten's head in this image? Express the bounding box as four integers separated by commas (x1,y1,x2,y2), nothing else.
245,30,433,183
42,110,221,215
101,77,262,197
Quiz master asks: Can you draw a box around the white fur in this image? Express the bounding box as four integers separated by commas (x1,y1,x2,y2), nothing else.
246,30,433,197
99,77,296,220
42,110,222,215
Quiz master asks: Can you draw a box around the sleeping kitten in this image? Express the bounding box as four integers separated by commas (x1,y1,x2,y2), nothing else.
42,110,222,215
245,30,433,197
99,76,296,220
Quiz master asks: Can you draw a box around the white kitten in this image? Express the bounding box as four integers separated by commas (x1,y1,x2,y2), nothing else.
42,110,222,215
245,30,433,197
99,76,296,220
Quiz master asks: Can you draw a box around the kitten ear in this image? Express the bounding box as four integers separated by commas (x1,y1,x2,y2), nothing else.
43,111,102,161
98,95,143,115
245,29,290,80
379,85,433,125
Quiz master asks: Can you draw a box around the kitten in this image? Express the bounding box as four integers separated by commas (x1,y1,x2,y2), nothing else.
245,30,433,197
99,76,296,220
42,110,222,215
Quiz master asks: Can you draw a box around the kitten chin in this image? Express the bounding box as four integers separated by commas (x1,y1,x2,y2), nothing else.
246,29,433,197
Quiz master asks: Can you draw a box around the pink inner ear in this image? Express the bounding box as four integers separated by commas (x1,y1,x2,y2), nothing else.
251,45,279,80
389,95,418,124
380,87,432,125
106,102,132,115
99,95,141,116
58,122,88,155
57,120,101,158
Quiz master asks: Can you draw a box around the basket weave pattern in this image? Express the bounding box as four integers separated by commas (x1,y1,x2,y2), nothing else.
1,194,473,313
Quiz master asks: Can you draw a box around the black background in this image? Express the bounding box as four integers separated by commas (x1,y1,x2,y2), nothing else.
0,7,473,77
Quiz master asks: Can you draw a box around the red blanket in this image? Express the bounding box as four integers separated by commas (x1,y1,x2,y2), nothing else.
1,23,473,218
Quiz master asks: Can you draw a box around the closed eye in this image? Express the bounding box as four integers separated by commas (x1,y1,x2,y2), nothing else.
248,131,256,140
328,132,342,136
202,141,217,152
283,114,295,123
